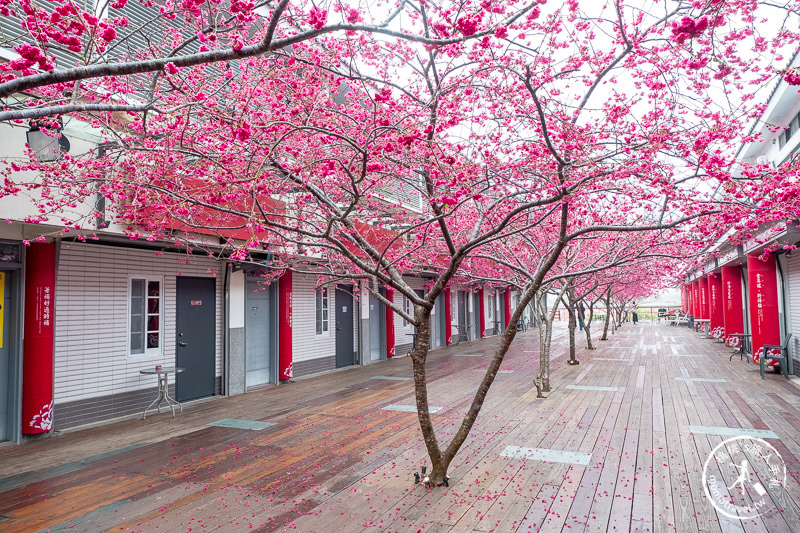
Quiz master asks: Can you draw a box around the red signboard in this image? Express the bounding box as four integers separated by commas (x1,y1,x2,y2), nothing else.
479,287,486,337
747,254,781,366
721,265,744,340
681,285,687,314
278,270,293,380
504,289,511,329
691,280,699,317
22,243,56,434
686,284,692,316
444,287,452,345
698,277,709,320
385,287,395,357
708,273,724,336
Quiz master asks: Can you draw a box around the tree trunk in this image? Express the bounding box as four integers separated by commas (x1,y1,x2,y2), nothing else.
535,320,552,397
584,302,595,350
565,294,578,365
410,310,447,483
413,286,533,486
600,290,612,341
534,289,561,397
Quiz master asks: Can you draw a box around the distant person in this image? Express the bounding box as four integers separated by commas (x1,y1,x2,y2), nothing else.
632,303,639,324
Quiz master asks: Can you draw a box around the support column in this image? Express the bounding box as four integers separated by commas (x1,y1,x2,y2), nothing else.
504,289,511,329
698,276,709,320
747,254,781,365
479,287,486,337
686,285,692,316
385,287,395,358
278,270,293,381
22,243,56,434
721,265,744,339
681,284,687,314
709,273,724,337
444,287,452,345
691,280,699,321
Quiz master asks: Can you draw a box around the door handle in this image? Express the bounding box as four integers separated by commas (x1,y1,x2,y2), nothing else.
179,342,188,347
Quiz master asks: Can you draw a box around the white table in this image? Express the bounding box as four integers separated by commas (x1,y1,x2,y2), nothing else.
140,367,184,419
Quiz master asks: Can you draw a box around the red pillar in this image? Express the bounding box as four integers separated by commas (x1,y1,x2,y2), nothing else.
709,273,724,336
747,254,781,365
686,284,692,316
698,276,709,319
691,280,699,317
385,287,395,358
681,285,687,314
22,243,56,434
504,289,511,329
278,270,293,380
444,287,452,345
479,287,486,337
721,265,744,339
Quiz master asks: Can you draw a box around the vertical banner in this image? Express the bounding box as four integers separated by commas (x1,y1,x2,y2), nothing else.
479,287,486,337
385,287,395,358
747,254,781,365
721,265,744,339
0,271,4,348
681,284,687,314
444,287,452,345
686,285,692,317
22,243,55,434
698,276,709,320
278,270,293,381
504,289,511,329
691,280,699,317
708,273,724,337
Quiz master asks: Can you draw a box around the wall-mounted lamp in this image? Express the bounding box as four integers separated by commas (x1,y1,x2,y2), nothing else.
26,121,70,162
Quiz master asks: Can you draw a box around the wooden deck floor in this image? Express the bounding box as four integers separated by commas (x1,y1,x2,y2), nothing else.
2,323,800,532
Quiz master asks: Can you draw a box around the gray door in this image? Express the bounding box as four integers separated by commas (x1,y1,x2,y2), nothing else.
176,277,216,402
457,292,467,342
0,271,12,441
498,293,506,333
335,286,354,368
432,294,443,348
472,293,481,339
246,277,273,388
369,293,384,361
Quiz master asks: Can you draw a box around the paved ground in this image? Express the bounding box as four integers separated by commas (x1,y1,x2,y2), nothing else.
2,322,800,532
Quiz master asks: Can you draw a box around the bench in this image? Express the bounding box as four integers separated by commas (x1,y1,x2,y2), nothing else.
760,333,793,380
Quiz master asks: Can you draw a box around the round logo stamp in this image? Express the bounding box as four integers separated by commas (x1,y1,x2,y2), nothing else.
702,436,787,520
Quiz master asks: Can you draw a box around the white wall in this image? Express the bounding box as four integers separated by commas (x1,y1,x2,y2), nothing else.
229,269,245,329
292,272,336,364
0,120,101,227
53,242,223,403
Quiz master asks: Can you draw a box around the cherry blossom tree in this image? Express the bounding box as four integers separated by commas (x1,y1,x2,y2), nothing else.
3,0,800,488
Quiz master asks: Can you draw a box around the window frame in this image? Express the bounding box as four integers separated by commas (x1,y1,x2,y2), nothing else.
315,286,330,336
403,295,413,327
128,276,164,357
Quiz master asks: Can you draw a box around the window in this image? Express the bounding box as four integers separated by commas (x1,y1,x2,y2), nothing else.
130,278,161,355
403,295,413,327
315,287,329,335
